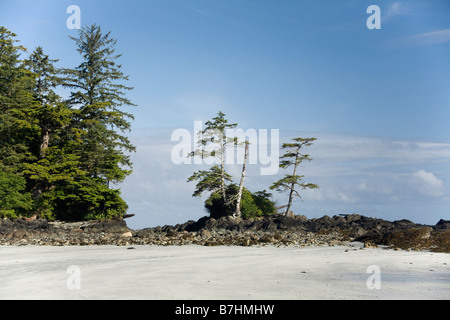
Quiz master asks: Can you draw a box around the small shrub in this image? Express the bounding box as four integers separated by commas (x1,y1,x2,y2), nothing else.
205,185,276,219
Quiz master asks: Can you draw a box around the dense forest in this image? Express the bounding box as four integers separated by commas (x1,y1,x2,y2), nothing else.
0,24,135,221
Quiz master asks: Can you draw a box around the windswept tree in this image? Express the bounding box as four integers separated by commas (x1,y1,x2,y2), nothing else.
188,112,275,219
188,111,237,203
270,137,319,216
187,165,233,198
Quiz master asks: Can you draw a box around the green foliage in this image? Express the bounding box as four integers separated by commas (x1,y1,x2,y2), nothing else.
0,27,38,169
0,25,134,221
188,111,238,203
187,165,233,198
0,170,33,218
51,176,128,221
239,190,263,219
58,24,135,220
270,174,319,197
205,185,275,219
270,137,319,215
204,190,232,219
252,190,276,216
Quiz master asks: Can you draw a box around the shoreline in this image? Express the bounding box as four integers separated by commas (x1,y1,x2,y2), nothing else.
1,214,449,252
1,243,448,300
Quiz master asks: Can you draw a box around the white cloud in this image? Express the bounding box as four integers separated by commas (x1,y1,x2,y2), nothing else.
120,128,450,228
395,29,450,48
412,170,445,197
383,1,416,22
385,2,402,19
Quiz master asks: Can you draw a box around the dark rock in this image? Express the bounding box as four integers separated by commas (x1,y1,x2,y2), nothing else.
81,220,129,233
274,215,303,230
259,234,275,243
349,227,366,238
166,230,177,237
0,213,446,251
249,220,264,231
344,214,362,223
333,215,347,228
435,219,450,230
135,228,154,237
263,220,277,232
178,220,196,231
294,214,308,222
393,219,417,229
184,216,210,232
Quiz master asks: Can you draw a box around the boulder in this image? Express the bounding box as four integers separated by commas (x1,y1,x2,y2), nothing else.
435,219,450,230
121,231,133,238
345,214,362,223
393,219,417,229
259,234,275,243
82,220,129,233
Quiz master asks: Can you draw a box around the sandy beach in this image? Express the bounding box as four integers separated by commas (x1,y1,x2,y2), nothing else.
0,243,448,300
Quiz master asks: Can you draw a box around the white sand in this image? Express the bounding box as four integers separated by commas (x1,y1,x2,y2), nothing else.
0,243,448,300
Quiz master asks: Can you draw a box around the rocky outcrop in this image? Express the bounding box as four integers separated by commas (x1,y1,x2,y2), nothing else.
0,214,448,252
435,219,450,230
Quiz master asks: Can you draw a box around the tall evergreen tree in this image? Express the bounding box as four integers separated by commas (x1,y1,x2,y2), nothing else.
0,27,37,169
22,46,82,218
62,24,135,182
0,25,136,221
0,27,37,218
188,111,237,203
24,46,63,157
59,24,135,220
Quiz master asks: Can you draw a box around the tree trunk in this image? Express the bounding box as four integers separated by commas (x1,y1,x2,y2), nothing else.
285,154,299,216
234,141,249,218
220,138,227,203
40,127,50,158
285,189,294,216
33,126,50,201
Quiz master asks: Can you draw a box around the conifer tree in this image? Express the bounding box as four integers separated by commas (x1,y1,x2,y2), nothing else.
0,25,136,220
59,24,135,220
188,111,237,203
22,47,81,218
270,137,319,216
0,27,36,217
188,112,271,220
0,27,37,167
61,24,135,184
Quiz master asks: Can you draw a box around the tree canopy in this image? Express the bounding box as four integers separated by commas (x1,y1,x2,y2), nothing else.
0,25,135,221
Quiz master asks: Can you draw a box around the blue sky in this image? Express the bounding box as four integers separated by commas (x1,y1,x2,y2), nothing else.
1,0,450,228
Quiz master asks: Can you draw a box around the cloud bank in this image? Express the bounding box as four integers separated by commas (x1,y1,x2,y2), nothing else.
121,128,450,229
